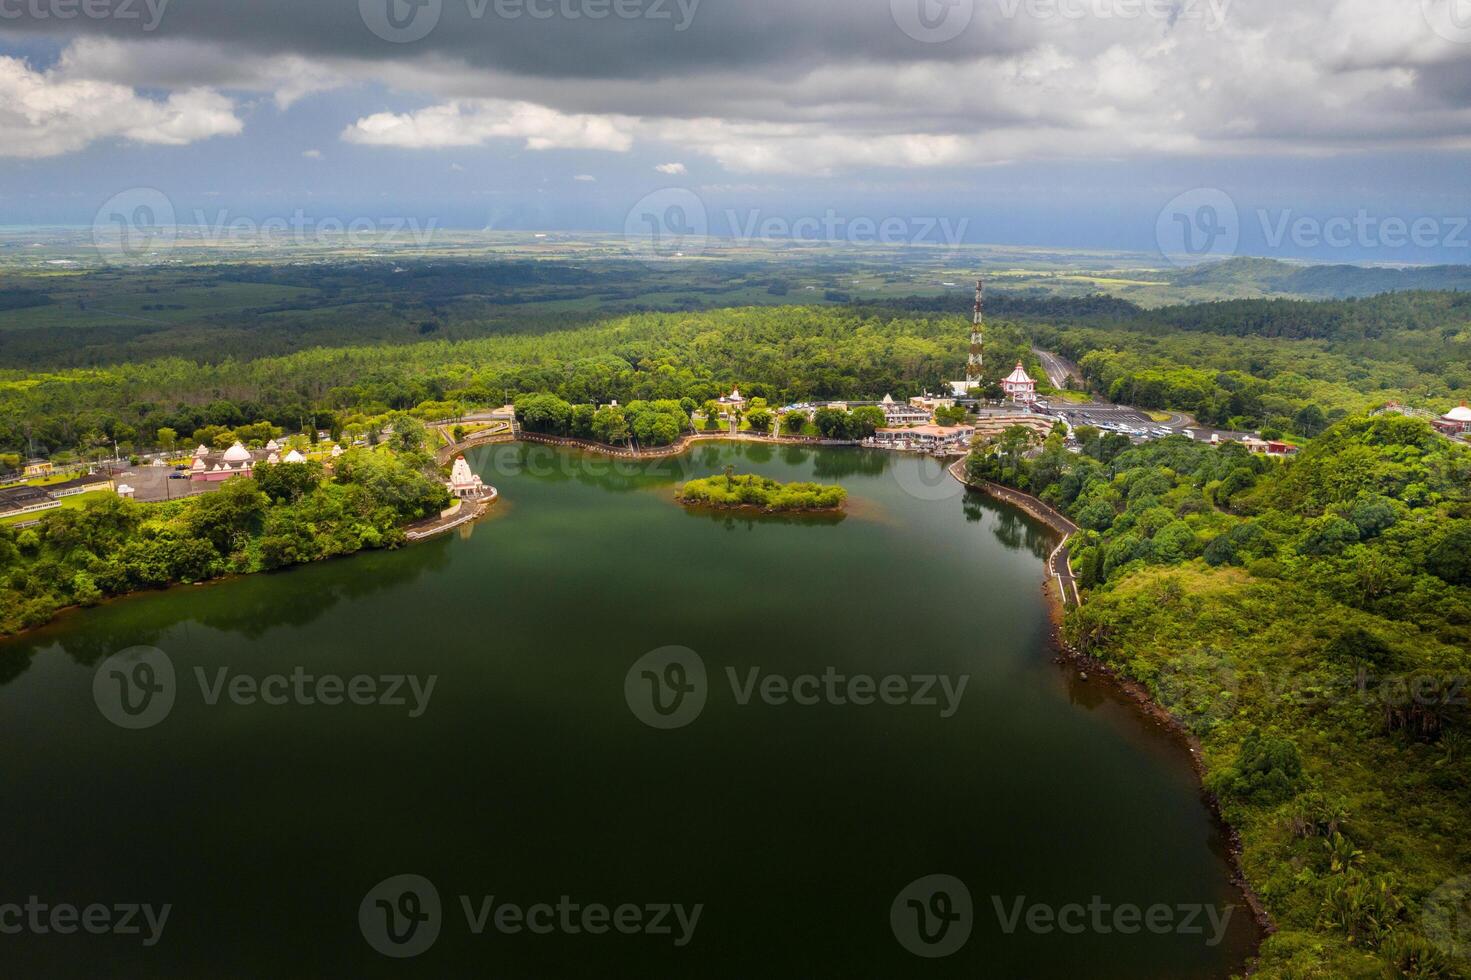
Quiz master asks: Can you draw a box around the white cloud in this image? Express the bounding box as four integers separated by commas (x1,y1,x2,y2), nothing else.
302,149,323,159
0,56,242,158
341,99,636,152
573,174,597,181
20,0,1471,172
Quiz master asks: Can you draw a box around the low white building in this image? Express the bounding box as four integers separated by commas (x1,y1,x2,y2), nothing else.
880,394,932,426
869,424,976,453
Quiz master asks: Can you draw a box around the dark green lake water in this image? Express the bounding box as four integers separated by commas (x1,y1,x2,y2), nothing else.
0,442,1258,977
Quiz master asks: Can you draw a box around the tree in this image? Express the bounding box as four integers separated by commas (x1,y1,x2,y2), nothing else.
1428,521,1471,586
935,405,968,426
849,406,886,438
155,427,178,452
813,407,854,439
781,412,807,436
1293,404,1327,438
385,413,429,454
591,406,630,445
254,460,325,505
746,408,774,434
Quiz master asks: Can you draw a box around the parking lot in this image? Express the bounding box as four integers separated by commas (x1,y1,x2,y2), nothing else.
109,463,219,503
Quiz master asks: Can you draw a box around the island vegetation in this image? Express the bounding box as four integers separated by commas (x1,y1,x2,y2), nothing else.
678,471,847,512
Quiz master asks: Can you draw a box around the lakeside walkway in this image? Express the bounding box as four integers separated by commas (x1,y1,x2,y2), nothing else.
948,459,1082,608
404,490,499,542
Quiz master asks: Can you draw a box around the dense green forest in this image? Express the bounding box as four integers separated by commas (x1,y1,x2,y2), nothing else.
0,307,1048,460
966,417,1471,976
10,287,1471,460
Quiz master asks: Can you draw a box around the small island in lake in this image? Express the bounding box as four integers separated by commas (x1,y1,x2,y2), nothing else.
678,471,847,512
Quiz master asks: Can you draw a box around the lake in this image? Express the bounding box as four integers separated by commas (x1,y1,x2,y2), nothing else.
0,441,1259,977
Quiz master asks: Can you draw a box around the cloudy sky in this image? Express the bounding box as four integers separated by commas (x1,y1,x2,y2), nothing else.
3,0,1471,260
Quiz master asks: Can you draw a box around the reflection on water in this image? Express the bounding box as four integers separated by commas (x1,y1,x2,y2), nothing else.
0,539,450,687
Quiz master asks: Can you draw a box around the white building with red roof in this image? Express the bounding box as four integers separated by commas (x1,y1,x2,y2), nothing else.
1434,403,1471,436
1003,362,1038,405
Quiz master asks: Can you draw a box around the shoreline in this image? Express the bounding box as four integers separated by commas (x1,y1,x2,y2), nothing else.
949,458,1273,970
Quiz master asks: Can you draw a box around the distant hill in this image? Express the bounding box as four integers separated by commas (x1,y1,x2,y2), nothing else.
1168,257,1471,299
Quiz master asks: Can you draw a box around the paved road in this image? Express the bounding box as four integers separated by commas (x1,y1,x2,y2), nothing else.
1032,347,1083,390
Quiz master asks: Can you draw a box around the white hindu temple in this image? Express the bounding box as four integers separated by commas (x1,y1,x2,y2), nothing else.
448,456,487,499
190,441,257,483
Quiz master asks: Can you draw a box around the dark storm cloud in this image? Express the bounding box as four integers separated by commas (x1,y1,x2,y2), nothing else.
0,0,1027,79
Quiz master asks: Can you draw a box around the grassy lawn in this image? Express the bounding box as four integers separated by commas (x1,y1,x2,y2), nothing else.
0,493,94,525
